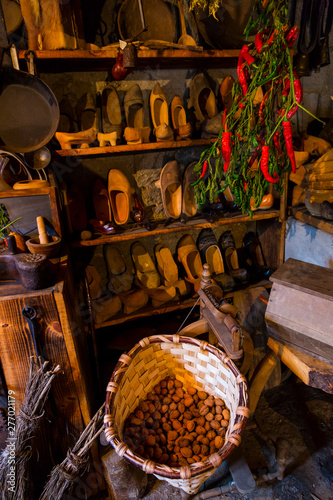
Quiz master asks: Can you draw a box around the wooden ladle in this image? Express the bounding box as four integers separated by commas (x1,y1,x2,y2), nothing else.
177,0,196,46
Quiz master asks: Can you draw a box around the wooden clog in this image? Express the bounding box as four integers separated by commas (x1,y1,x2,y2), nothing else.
92,293,122,324
104,244,134,293
171,95,193,140
57,98,75,133
155,244,178,285
92,178,112,221
124,126,151,145
157,161,182,219
250,193,274,211
188,72,217,124
220,75,235,112
177,234,203,291
101,86,123,139
131,241,160,289
182,161,198,218
118,288,149,315
150,83,174,142
107,169,133,225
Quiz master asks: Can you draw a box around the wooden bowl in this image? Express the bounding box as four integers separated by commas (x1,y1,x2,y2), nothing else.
26,235,61,258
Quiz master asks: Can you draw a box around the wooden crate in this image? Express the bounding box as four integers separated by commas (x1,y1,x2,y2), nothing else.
265,258,333,365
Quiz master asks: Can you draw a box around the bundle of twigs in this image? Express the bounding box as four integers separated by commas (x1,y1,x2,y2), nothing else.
40,404,105,500
0,357,61,500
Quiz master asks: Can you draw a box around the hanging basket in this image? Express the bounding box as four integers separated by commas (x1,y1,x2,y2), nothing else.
104,335,249,495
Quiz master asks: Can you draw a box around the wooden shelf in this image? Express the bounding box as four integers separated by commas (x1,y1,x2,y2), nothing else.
53,139,213,158
94,297,198,329
290,205,333,235
18,49,240,72
73,210,280,247
94,279,272,328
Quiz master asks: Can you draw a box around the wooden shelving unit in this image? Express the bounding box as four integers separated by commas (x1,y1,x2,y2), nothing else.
53,138,213,158
18,48,240,72
73,209,280,247
290,205,333,235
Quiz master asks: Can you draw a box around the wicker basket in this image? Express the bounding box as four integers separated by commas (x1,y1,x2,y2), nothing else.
104,335,249,494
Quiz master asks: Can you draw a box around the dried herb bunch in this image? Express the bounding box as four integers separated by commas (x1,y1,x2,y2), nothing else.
193,0,318,215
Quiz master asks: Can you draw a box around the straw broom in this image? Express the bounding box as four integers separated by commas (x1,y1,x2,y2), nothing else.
40,404,105,500
0,357,61,500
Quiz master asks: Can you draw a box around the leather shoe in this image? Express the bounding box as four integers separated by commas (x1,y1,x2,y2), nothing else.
242,231,273,280
89,219,117,235
197,228,235,292
220,230,248,283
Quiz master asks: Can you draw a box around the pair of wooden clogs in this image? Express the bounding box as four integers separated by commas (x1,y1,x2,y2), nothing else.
131,241,188,307
150,83,193,141
156,160,198,221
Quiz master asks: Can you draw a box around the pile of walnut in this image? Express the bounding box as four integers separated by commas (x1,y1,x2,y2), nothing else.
122,375,230,467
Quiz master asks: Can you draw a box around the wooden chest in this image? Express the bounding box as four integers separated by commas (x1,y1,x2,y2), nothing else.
265,258,333,365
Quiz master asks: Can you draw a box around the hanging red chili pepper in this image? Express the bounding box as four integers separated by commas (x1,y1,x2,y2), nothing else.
258,88,272,123
222,132,232,172
273,130,283,156
191,161,209,186
260,146,279,183
282,120,296,173
285,26,299,47
279,72,303,120
238,45,256,73
255,29,277,54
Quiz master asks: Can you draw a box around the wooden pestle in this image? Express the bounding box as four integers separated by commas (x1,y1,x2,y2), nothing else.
37,216,49,244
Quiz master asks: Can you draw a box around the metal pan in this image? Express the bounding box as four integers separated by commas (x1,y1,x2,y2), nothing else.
0,4,59,153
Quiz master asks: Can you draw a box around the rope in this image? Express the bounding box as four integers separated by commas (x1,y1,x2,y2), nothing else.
176,297,200,334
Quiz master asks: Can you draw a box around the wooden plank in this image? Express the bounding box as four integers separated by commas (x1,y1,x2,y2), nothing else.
267,337,333,394
53,286,92,426
269,258,333,301
266,283,333,344
266,317,333,365
18,48,240,72
73,211,280,247
290,205,333,235
94,297,198,329
53,138,212,157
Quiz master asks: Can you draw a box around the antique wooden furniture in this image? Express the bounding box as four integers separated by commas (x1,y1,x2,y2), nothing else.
0,254,93,460
265,258,333,364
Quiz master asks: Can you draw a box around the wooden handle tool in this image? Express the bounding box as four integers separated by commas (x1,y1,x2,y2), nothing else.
36,216,49,244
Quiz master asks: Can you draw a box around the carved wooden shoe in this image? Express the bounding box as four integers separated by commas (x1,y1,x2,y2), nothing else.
220,75,235,112
101,86,123,140
55,127,97,150
131,241,160,289
220,230,248,283
188,72,217,125
107,169,133,225
177,234,203,291
155,244,178,285
156,160,182,220
171,95,193,140
182,161,198,218
250,193,274,211
104,244,134,293
150,83,174,142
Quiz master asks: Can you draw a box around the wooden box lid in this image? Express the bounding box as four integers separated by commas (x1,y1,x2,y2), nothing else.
265,258,333,364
